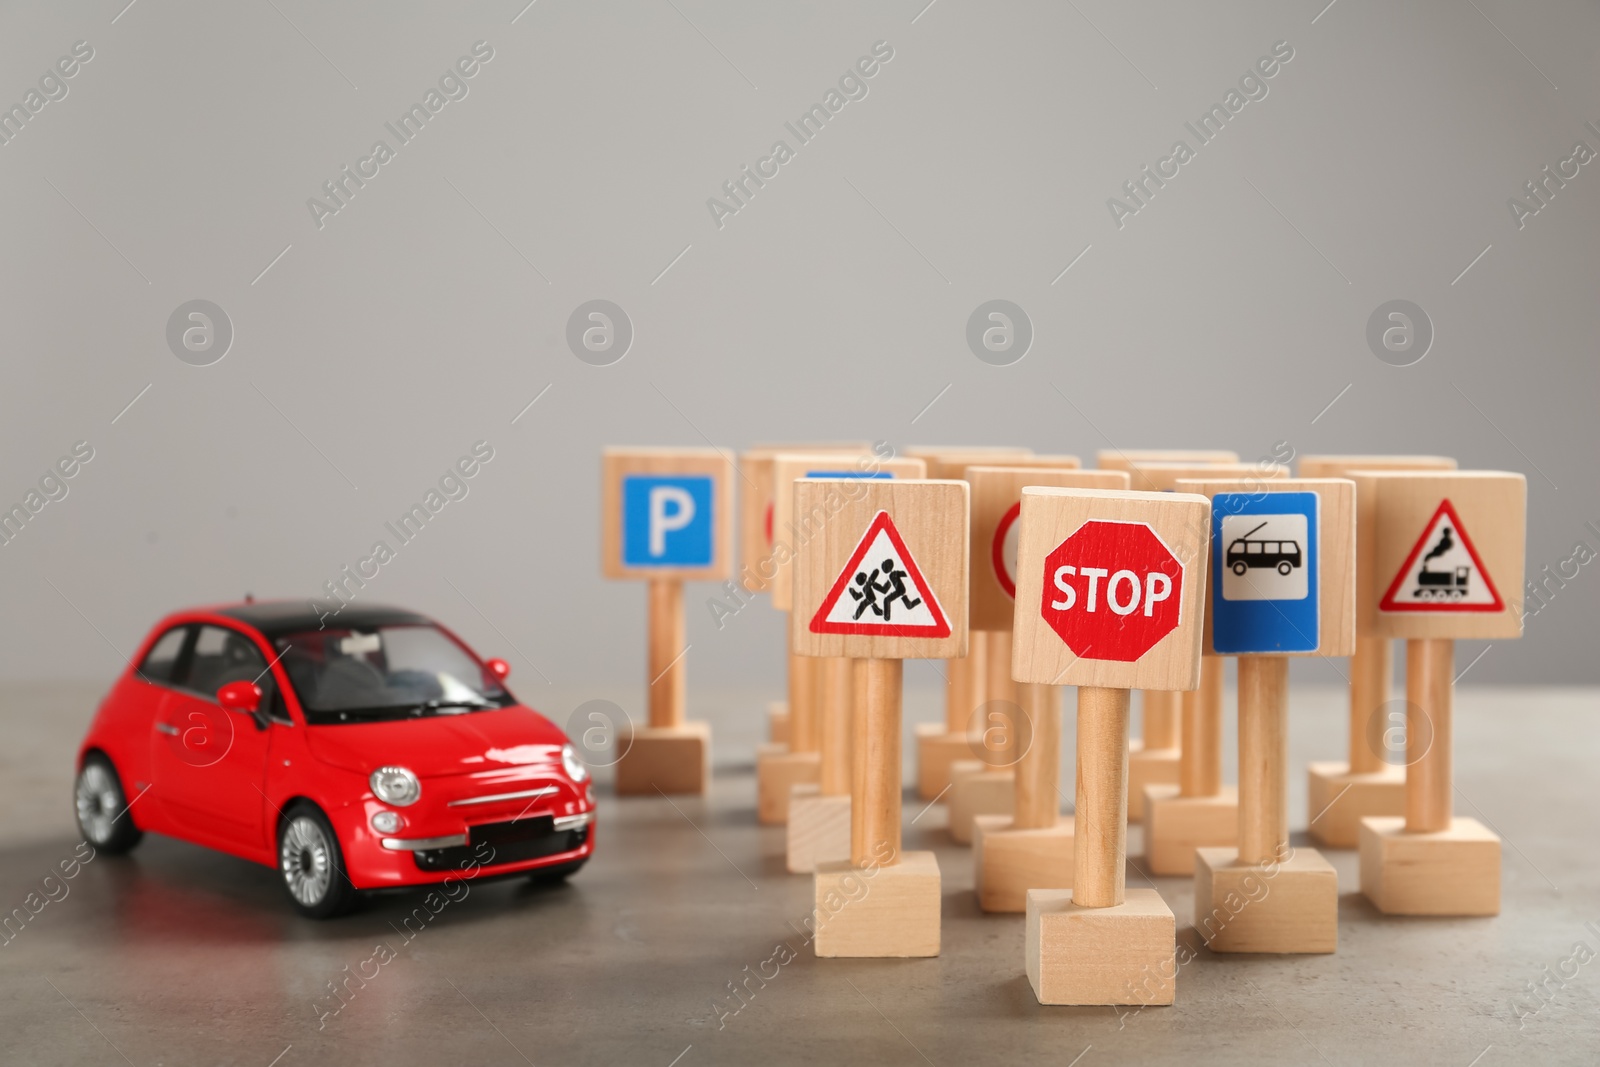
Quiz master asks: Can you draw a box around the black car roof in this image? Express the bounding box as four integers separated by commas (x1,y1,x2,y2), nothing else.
215,601,433,638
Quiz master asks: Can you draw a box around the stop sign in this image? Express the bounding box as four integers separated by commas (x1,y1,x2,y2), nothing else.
1040,520,1185,662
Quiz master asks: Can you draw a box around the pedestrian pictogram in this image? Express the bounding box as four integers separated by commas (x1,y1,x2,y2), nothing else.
810,511,951,637
992,501,1021,598
1039,519,1184,662
1378,499,1503,612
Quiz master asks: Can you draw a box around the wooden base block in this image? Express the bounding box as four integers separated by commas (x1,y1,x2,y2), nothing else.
786,788,850,874
813,851,940,958
614,721,710,796
768,701,789,746
1193,847,1338,954
914,724,976,801
973,815,1074,913
1306,760,1405,850
755,746,820,825
947,761,1014,845
1359,816,1501,916
1025,888,1176,1006
1128,741,1181,824
1141,784,1239,875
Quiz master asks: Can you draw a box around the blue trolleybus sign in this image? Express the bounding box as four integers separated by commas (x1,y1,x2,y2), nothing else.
1211,490,1319,654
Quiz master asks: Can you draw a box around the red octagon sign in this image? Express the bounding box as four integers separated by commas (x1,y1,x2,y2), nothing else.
1040,519,1185,662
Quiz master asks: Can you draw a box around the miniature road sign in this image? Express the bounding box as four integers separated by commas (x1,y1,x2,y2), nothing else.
794,478,968,957
964,466,1129,912
1355,471,1525,916
1122,461,1275,823
904,447,1033,806
1125,462,1285,867
739,444,871,595
601,448,733,795
1180,477,1356,953
1012,487,1209,1005
759,452,925,825
1297,455,1457,848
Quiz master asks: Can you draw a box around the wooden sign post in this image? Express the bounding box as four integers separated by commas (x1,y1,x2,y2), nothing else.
903,448,1035,808
1355,471,1525,915
1126,462,1285,872
1012,487,1209,1004
602,448,733,795
741,443,872,747
1297,455,1458,849
763,452,925,828
966,465,1130,912
787,655,853,873
1177,477,1356,953
794,478,968,957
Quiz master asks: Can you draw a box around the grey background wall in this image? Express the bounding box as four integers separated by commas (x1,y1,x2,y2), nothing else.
1,1,1595,701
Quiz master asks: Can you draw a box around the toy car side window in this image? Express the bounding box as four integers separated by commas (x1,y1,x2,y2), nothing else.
137,626,193,686
185,625,271,702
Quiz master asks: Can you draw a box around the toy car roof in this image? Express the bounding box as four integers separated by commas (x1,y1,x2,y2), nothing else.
214,601,433,638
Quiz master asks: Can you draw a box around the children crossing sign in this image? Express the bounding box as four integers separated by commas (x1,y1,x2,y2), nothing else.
1378,499,1503,612
811,511,951,638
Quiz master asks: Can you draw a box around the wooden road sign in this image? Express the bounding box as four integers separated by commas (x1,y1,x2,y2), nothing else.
793,478,968,958
964,466,1130,913
1297,455,1457,849
1097,448,1238,472
1353,471,1525,916
1012,487,1209,1005
1179,476,1356,954
601,447,733,795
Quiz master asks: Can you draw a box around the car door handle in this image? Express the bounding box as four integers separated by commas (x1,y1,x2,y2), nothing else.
154,722,179,736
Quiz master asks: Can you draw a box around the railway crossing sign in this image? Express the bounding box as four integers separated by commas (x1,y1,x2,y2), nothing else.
1210,491,1320,653
1378,499,1503,612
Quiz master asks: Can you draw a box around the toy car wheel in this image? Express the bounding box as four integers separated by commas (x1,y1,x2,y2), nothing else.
278,803,357,919
74,754,143,854
528,858,587,885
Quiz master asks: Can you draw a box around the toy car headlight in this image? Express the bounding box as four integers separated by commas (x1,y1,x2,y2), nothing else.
561,743,589,783
370,766,421,806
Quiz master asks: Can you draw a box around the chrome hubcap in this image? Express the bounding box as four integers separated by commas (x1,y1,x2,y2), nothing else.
280,816,332,907
75,764,119,844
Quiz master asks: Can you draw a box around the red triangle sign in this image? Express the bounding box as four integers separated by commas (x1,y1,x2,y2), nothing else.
810,511,951,637
1378,499,1504,613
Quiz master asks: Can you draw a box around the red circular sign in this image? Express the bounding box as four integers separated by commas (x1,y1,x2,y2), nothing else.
1040,520,1184,662
992,501,1021,598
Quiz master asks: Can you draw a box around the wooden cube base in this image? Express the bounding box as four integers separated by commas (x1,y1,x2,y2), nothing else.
787,788,850,874
756,746,820,825
1306,760,1405,850
1025,888,1176,1006
768,701,789,746
813,851,940,958
973,815,1074,913
914,724,977,800
1193,847,1338,954
1359,816,1501,916
1128,741,1181,824
614,721,710,796
947,761,1014,845
1142,784,1239,875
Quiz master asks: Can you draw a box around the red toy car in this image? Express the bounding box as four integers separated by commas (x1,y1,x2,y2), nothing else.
74,601,594,918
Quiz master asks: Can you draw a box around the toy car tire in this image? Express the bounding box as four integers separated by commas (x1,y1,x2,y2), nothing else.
277,802,358,919
74,753,144,854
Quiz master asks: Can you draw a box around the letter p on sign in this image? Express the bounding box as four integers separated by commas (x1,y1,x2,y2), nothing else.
602,449,732,583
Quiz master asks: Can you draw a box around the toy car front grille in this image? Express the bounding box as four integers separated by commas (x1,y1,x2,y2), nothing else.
410,815,587,872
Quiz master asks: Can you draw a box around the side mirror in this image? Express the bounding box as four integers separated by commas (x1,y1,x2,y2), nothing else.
217,680,263,715
486,658,511,683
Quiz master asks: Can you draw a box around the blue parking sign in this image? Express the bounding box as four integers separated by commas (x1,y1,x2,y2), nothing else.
1211,491,1319,654
622,476,714,567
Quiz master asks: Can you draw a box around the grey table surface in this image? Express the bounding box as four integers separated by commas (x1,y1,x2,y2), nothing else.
1,680,1596,1066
